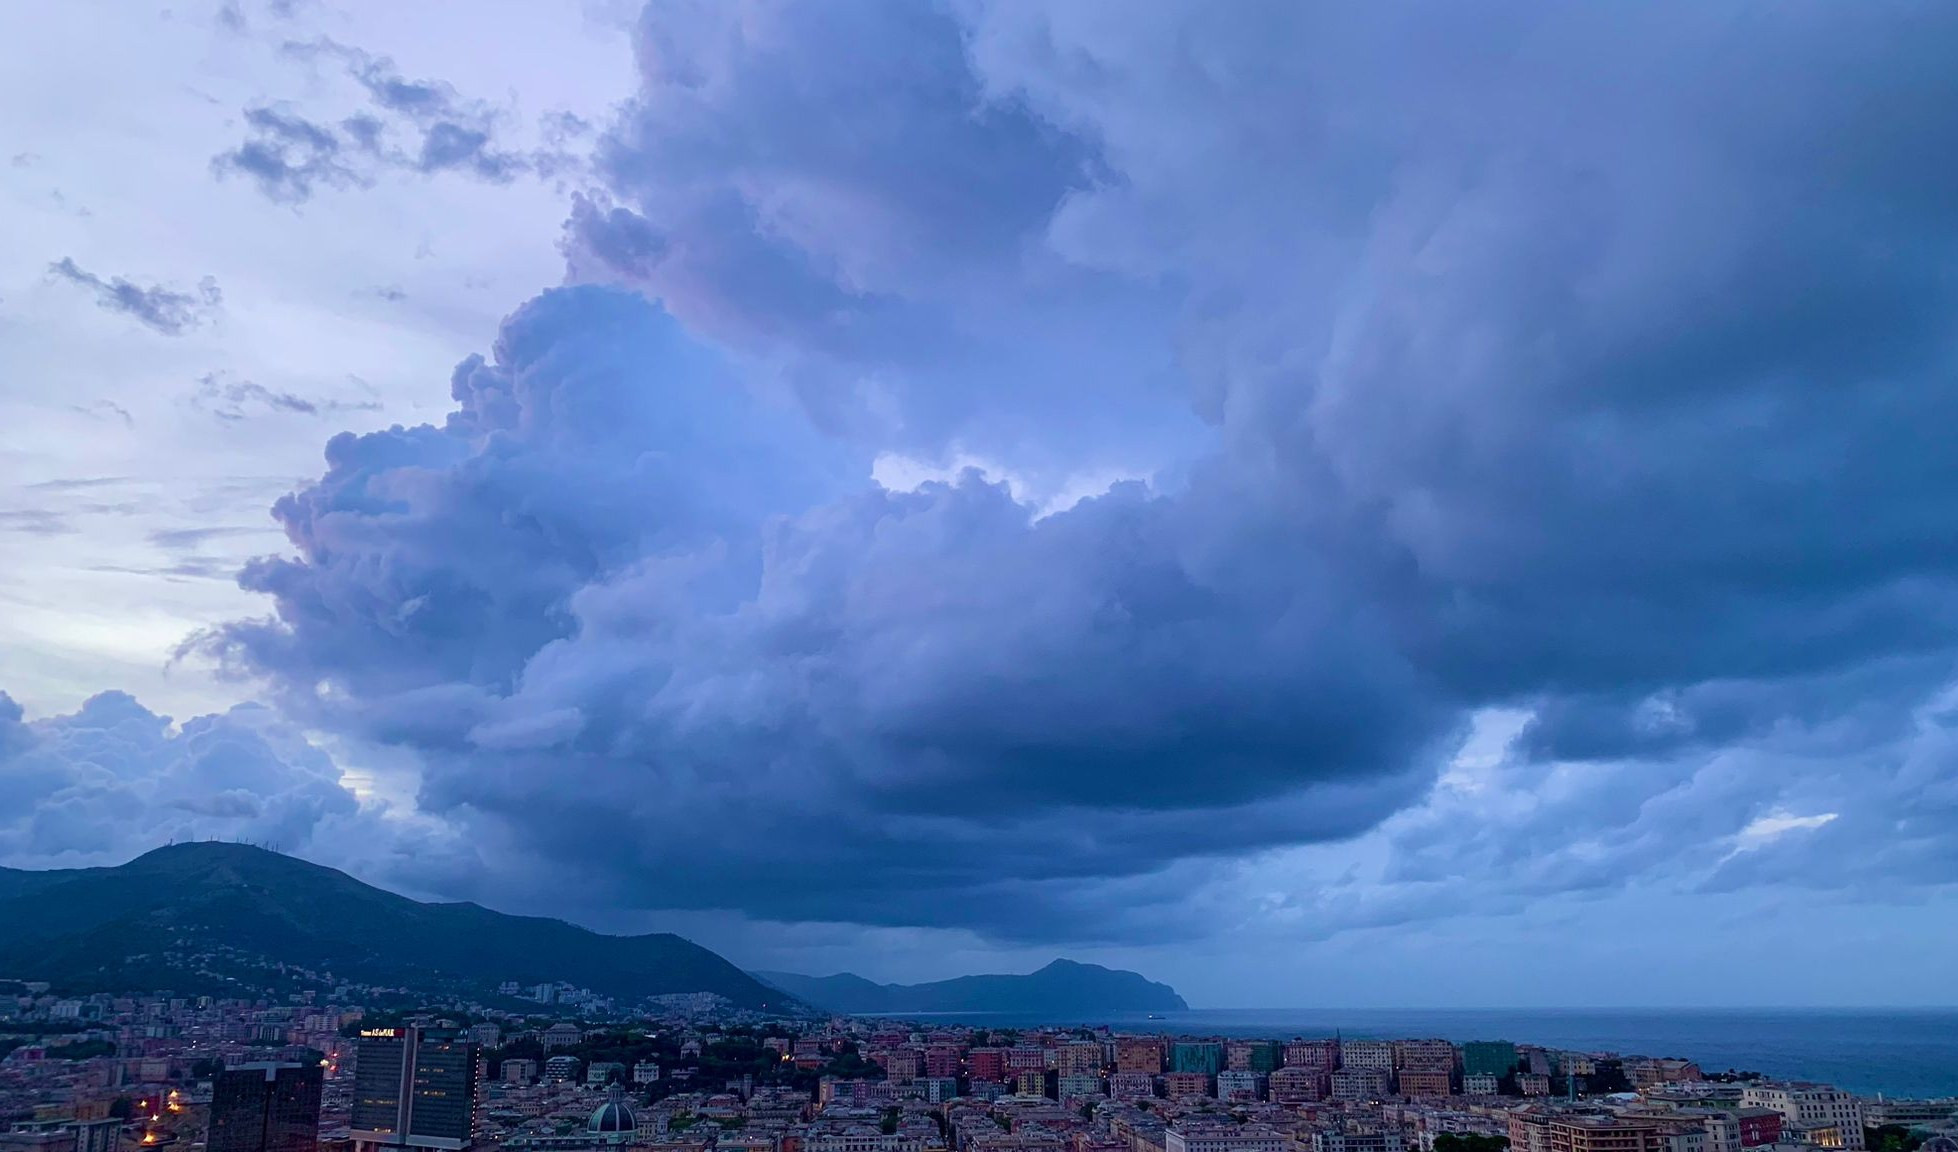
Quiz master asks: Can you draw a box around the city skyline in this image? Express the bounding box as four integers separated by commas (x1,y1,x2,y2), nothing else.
5,1,1958,1007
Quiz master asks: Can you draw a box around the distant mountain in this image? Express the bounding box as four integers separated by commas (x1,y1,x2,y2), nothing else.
0,843,793,1011
754,959,1188,1015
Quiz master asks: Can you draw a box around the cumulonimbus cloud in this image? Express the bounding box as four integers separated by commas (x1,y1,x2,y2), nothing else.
157,0,1958,943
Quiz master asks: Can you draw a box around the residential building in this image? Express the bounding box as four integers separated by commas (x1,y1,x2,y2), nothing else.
1058,1074,1104,1101
1225,1043,1279,1073
1508,1109,1667,1152
74,1120,120,1152
502,1060,538,1085
631,1063,660,1085
924,1047,964,1080
1463,1075,1500,1096
1311,1127,1407,1152
1737,1113,1782,1148
1216,1071,1266,1102
1518,1075,1552,1098
883,1050,923,1082
1014,1069,1047,1098
1161,1073,1211,1100
1108,1073,1156,1101
1269,1067,1328,1104
803,1127,924,1152
1863,1102,1958,1129
1116,1040,1165,1075
1462,1044,1518,1080
969,1050,1008,1083
918,1078,960,1104
544,1056,581,1084
209,1063,323,1152
1170,1044,1223,1077
1627,1061,1703,1089
350,1026,481,1152
540,1025,583,1051
1331,1069,1392,1103
1397,1069,1452,1098
1058,1044,1105,1077
1395,1042,1457,1073
1284,1041,1339,1070
1343,1042,1396,1073
1657,1124,1707,1152
1739,1086,1864,1151
1164,1126,1289,1152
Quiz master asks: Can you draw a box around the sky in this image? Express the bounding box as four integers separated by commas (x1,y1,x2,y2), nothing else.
3,0,1958,1010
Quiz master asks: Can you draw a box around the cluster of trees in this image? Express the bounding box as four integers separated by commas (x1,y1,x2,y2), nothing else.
1865,1126,1927,1152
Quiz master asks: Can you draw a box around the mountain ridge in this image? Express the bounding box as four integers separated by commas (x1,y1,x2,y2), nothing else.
754,959,1188,1015
0,842,792,1011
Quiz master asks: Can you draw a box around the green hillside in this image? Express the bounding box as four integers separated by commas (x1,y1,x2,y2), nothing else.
0,843,793,1011
755,959,1188,1015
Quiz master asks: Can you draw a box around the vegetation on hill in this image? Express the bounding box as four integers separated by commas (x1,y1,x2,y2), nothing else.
754,959,1187,1015
0,842,794,1010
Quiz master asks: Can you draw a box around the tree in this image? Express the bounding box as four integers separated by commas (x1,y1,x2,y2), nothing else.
1866,1126,1925,1152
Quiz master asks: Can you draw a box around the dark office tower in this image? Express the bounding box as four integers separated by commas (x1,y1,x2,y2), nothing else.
209,1063,324,1152
350,1027,480,1152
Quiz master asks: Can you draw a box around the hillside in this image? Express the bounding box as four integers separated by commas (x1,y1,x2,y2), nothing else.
755,959,1188,1015
0,843,792,1011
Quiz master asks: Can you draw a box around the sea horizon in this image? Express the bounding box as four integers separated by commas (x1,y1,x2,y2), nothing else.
861,1006,1958,1099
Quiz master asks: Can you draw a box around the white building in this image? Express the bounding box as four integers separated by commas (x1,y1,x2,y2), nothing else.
1331,1068,1393,1102
1313,1128,1408,1152
1166,1126,1290,1152
1343,1042,1396,1071
1216,1071,1268,1102
1741,1085,1865,1151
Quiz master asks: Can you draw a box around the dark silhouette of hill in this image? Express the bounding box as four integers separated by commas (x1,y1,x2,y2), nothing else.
754,959,1187,1015
0,842,789,1010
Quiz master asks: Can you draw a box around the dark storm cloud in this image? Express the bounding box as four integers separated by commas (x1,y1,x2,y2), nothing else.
562,0,1187,457
47,258,222,335
192,284,1439,937
183,1,1958,942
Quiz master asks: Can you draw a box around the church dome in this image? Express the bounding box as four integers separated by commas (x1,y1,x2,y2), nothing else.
588,1100,636,1135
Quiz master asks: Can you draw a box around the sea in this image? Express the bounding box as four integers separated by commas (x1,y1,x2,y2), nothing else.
867,1009,1958,1099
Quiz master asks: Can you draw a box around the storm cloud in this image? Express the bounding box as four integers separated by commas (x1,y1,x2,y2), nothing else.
52,0,1958,952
